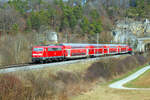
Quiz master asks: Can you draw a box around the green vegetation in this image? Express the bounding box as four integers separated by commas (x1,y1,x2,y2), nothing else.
127,0,150,18
1,0,103,36
0,0,149,35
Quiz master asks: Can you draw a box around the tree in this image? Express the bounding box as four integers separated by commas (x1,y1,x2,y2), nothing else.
28,10,49,31
127,0,150,18
8,0,29,14
90,9,99,19
80,16,90,34
0,7,25,34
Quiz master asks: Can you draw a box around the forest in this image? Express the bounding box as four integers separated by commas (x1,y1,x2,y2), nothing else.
0,0,149,65
0,0,150,39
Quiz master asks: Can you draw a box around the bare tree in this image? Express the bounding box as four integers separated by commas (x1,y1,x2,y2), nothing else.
0,6,25,34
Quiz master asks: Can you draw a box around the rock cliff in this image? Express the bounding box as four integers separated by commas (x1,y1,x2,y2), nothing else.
112,18,150,51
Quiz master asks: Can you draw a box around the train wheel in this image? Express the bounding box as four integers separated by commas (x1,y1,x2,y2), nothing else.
60,58,64,61
40,60,44,64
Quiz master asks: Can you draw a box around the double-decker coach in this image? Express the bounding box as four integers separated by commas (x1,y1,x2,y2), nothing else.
61,43,89,59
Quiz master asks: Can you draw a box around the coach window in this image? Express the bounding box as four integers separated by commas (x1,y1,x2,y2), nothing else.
53,48,62,51
48,48,62,51
48,48,53,51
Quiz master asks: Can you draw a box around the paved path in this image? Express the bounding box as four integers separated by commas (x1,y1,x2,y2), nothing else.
109,65,150,90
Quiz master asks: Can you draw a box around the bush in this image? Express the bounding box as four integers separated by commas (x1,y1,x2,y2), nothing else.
84,62,111,81
0,74,25,100
84,55,147,82
56,71,81,84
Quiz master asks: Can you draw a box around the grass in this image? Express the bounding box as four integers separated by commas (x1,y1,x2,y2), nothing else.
70,85,150,100
124,68,150,88
42,61,93,74
70,64,150,100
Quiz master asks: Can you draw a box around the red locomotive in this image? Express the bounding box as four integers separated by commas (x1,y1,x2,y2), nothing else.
32,43,132,63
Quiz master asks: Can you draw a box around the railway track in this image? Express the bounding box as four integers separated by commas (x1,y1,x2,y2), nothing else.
0,54,128,74
0,63,33,70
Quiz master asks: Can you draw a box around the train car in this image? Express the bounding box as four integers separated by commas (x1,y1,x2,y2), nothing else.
32,43,133,63
90,44,105,56
107,45,118,54
61,43,89,59
127,45,133,54
117,44,129,54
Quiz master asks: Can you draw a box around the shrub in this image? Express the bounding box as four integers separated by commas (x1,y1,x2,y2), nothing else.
0,74,25,100
84,55,147,82
56,71,81,84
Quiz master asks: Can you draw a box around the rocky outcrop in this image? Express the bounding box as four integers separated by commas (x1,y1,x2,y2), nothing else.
112,18,150,51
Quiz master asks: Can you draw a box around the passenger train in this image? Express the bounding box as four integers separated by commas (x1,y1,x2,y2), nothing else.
32,43,132,63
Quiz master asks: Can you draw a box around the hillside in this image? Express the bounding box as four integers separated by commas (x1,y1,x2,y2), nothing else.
0,55,148,100
0,0,150,66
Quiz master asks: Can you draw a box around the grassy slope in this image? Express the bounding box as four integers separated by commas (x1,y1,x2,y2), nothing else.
70,64,150,100
124,69,150,88
3,55,149,100
70,85,150,100
109,64,149,84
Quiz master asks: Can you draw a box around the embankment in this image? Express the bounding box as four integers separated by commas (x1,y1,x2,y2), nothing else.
0,55,148,100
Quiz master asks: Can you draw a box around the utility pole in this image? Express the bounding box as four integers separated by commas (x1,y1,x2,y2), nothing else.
97,33,99,45
66,31,68,43
96,33,99,55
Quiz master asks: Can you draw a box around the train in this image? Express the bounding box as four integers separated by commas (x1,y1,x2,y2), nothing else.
32,43,132,63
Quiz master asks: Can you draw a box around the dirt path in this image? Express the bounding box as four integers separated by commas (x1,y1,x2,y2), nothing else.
109,65,150,90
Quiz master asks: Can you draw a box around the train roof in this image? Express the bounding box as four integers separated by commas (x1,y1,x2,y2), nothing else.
34,43,128,48
33,46,47,48
59,43,89,46
33,45,62,48
59,43,128,47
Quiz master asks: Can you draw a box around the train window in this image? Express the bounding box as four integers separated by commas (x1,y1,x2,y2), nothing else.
48,48,53,51
57,48,62,51
33,48,43,51
53,48,62,51
48,48,62,51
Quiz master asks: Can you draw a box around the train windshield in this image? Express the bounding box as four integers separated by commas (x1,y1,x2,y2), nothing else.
33,48,44,51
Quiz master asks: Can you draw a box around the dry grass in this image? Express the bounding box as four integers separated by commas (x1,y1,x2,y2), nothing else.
70,85,150,100
41,61,94,75
5,61,96,100
0,55,148,100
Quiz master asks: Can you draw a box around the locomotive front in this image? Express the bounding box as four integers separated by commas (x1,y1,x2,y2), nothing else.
32,46,47,63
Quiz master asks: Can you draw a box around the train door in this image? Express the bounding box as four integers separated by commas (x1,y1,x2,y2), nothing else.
68,49,71,57
45,47,48,57
86,49,89,56
107,48,109,54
